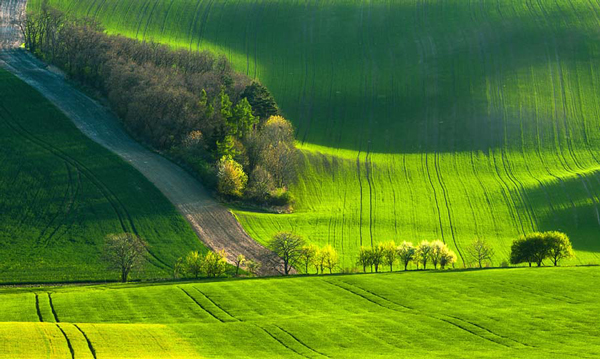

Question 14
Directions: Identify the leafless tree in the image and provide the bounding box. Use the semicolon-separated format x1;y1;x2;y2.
467;238;495;268
103;233;147;282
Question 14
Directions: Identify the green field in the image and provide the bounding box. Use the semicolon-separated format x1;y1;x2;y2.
29;0;600;268
1;266;599;358
0;68;206;283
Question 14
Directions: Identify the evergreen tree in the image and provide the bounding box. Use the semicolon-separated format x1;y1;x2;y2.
241;81;280;122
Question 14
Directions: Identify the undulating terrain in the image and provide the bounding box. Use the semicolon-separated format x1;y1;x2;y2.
1;267;599;358
0;67;206;282
32;0;600;268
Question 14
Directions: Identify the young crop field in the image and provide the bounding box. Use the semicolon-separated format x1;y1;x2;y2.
0;267;599;357
0;68;206;283
30;0;600;268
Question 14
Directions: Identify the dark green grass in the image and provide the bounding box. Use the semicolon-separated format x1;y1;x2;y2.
1;267;599;357
0;68;206;283
29;0;600;268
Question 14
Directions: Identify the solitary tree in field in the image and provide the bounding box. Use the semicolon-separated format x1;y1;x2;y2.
357;247;373;273
234;254;246;276
382;241;398;272
298;244;319;274
268;232;305;275
397;241;416;271
103;233;147;283
544;231;574;266
467;238;495;268
416;241;432;270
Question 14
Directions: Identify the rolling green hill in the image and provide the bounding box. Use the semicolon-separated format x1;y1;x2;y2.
31;0;600;268
0;68;206;283
1;267;599;357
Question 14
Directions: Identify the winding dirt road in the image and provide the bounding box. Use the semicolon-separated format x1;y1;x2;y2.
0;0;282;275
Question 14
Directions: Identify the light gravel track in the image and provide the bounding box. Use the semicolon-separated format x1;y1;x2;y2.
0;0;282;275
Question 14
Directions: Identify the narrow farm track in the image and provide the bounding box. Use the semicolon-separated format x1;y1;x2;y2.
0;0;282;275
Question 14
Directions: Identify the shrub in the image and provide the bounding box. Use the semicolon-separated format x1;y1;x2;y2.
217;156;247;197
510;231;573;267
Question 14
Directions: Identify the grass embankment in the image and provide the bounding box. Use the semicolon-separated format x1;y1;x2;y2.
31;0;600;268
1;267;599;358
0;68;206;282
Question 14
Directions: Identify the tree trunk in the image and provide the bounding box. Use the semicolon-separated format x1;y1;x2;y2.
390;264;393;272
404;263;408;271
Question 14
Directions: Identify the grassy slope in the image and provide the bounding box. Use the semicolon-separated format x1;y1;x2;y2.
1;267;599;358
0;68;206;283
34;0;600;268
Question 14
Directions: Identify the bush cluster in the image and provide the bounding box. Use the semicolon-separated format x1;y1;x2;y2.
18;5;299;208
510;231;573;267
174;250;228;279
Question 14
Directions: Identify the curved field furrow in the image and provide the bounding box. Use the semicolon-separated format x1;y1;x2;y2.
26;0;600;267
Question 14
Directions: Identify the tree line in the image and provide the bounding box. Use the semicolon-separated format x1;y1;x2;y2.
103;230;575;282
17;4;299;208
264;231;575;275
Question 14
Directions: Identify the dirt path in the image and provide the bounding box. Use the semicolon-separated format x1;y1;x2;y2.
0;0;282;276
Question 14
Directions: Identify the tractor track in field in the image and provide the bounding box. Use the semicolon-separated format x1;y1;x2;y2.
256;325;311;359
48;292;60;322
476;9;532;237
85;0;100;18
141;0;160;40
56;324;75;359
91;0;109;20
493;23;538;233
330;280;529;349
0;104;167;264
133;0;152;39
193;287;239;322
34;293;43;322
74;324;97;359
116;0;137;34
179;287;224;323
0;0;284;276
356;149;364;247
159;0;175;37
275;325;330;358
579;175;600;226
194;0;215;51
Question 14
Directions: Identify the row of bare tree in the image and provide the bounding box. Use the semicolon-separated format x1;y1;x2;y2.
17;3;299;207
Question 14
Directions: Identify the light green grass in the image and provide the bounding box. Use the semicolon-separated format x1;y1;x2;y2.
1;267;600;357
31;0;600;268
0;68;206;283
